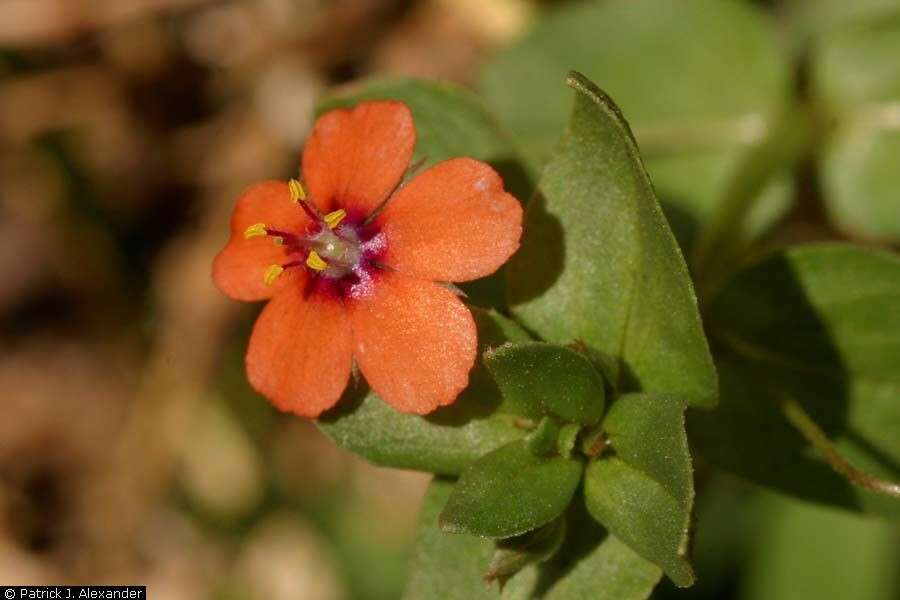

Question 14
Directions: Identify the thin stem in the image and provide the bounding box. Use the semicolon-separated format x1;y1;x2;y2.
691;104;815;300
579;426;607;459
298;198;322;222
780;395;900;499
264;228;303;245
362;155;430;227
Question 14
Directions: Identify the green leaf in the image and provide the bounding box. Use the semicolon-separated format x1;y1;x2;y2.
485;519;566;588
485;342;606;424
574;343;621;395
403;479;498;600
583;394;695;587
404;481;661;600
439;439;583;539
514;537;660;600
813;19;900;240
556;424;581;459
481;0;791;248
317;309;530;476
507;72;717;408
691;244;900;518
318;77;532;308
503;500;662;600
526;416;563;457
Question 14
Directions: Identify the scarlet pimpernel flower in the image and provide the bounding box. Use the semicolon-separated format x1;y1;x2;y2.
213;101;523;417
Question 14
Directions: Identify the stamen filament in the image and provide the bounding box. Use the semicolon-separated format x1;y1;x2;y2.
299;201;321;223
264;229;307;247
288;178;321;222
264;228;292;239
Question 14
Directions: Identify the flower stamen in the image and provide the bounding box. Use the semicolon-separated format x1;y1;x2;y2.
264;264;284;285
287;178;322;222
306;250;328;272
264;228;301;245
324;209;347;229
244;223;301;247
288;179;307;202
245;185;384;286
244;222;268;239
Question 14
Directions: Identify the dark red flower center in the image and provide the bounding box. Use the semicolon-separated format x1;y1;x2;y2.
246;182;386;299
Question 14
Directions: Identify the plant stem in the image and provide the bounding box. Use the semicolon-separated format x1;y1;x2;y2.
692;104;815;299
579;426;607;459
780;396;900;499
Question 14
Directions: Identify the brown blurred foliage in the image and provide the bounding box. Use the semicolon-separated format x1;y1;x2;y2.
0;0;531;597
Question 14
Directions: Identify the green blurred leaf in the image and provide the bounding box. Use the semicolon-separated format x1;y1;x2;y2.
485;342;606;424
319;77;532;308
821;126;900;241
439;439;583;538
743;491;900;600
814;19;900;240
583;394;694;587
691;244;900;518
317;309;529;475
319;77;527;179
507;72;717;408
481;0;791;248
785;0;900;41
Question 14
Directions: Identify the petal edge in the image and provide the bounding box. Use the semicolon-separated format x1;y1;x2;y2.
351;271;476;414
213;181;311;301
246;288;353;417
302;101;416;218
377;158;523;283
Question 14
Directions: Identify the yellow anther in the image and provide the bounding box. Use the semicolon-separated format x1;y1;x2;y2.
324;209;347;229
243;222;267;239
288;178;307;203
271;236;284;246
306;250;327;272
264;264;284;286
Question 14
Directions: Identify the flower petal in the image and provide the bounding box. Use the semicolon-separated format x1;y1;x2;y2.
350;271;476;414
213;181;311;301
246;287;353;418
302;101;415;217
376;158;523;282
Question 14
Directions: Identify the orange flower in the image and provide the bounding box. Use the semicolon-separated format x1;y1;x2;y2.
212;101;523;417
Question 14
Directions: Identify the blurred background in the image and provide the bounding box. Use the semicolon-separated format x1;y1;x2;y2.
0;1;897;599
